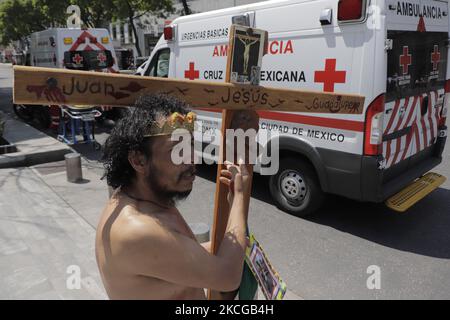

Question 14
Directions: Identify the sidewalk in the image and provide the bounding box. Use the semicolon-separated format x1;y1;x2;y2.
0;166;106;299
0;111;72;168
0;158;302;300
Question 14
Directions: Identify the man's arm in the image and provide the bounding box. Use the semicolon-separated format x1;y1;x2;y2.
200;236;240;300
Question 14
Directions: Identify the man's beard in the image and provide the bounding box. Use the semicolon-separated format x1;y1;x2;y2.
146;165;195;206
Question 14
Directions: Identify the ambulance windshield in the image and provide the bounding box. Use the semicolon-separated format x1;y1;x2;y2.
386;31;448;102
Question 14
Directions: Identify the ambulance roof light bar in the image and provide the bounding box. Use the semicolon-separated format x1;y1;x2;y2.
337;0;367;24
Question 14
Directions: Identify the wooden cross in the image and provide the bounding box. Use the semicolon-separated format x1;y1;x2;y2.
13;27;364;300
13;66;363;113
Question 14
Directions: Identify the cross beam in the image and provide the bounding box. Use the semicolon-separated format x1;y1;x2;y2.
13;66;364;114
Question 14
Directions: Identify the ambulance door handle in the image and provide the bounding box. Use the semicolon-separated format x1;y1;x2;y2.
386;108;393;114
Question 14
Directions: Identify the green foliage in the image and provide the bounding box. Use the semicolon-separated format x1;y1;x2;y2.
111;0;174;56
0;0;175;47
0;0;61;45
74;0;115;28
112;0;173;21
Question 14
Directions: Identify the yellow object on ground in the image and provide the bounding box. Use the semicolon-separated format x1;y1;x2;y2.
385;172;446;212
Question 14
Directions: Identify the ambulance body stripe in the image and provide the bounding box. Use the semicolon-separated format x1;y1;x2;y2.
399;96;420;162
384;100;402;135
383;99;402;165
197;108;365;132
389;96;413;166
385;96;412;167
389;97;411;166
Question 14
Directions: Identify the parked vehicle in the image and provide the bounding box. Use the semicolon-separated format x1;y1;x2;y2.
138;0;449;216
14;27;124;129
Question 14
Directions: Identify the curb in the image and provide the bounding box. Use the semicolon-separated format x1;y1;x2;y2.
0;112;73;168
0;148;72;169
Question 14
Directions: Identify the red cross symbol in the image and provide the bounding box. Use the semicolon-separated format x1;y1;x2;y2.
314;59;346;92
97;52;107;63
431;45;440;71
73;54;83;65
184;62;199;80
399;46;412;75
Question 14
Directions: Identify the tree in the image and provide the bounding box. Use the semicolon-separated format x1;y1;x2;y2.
112;0;174;57
0;0;67;46
180;0;191;15
0;0;176;55
70;0;115;28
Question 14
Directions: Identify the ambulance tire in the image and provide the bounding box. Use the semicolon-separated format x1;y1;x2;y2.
269;157;325;217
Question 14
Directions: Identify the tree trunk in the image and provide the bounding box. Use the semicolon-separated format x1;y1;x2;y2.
125;0;142;56
181;0;191;15
129;16;142;56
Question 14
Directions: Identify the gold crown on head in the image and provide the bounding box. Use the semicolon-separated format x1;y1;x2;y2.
144;111;197;137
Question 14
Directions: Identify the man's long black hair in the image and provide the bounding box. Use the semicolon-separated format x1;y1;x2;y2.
101;94;190;189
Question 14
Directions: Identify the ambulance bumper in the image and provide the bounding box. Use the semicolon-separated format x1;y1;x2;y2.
360;127;446;203
319;128;446;203
361;154;443;203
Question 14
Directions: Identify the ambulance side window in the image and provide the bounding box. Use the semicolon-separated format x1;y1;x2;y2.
145;48;170;78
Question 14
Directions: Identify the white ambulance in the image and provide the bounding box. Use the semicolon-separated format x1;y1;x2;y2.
29;28;118;72
138;0;449;216
23;28;119;128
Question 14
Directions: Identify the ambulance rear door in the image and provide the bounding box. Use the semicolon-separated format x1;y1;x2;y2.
58;28;119;73
384;0;448;178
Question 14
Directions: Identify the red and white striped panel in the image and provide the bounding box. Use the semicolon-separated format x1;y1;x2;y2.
382;89;443;168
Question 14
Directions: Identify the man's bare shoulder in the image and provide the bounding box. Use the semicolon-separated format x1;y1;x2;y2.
110;200;170;247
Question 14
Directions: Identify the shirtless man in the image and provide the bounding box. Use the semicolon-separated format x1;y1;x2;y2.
95;94;256;299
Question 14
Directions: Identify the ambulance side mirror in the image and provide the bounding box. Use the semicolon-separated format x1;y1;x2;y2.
232;14;251;27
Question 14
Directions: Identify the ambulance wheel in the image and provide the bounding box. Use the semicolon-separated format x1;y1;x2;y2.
269;157;324;217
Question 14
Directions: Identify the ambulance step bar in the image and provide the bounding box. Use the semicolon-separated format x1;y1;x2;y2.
385;172;446;212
